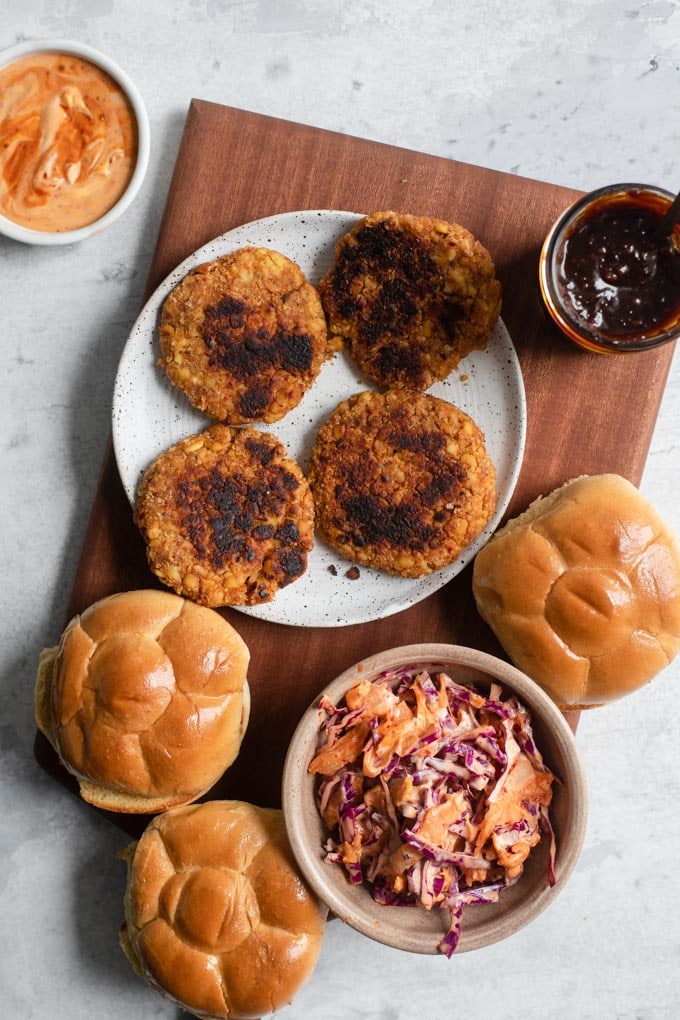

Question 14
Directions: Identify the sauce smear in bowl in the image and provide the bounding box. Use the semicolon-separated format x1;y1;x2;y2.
0;51;138;232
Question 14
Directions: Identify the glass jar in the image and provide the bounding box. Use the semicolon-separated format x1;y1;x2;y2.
539;183;680;353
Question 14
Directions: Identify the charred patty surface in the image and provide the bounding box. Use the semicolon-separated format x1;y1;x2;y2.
160;247;328;424
319;212;501;390
307;389;496;577
135;424;314;606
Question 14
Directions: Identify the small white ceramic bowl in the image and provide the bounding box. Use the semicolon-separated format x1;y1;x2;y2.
283;643;588;955
0;38;150;245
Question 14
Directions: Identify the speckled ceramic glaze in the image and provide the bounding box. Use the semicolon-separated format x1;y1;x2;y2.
282;644;588;955
112;211;526;627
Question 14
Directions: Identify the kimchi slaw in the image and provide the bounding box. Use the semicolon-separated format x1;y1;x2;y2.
309;667;556;956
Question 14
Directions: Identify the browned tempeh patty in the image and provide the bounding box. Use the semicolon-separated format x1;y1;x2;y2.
135;424;315;607
160;247;328;424
319;211;501;390
307;389;496;577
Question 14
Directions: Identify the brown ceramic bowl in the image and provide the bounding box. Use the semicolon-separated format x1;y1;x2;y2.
282;643;587;955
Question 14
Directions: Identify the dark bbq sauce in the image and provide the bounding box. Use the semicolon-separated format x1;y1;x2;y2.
556;191;680;342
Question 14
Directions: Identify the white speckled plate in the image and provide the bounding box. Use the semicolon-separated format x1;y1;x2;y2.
113;210;526;628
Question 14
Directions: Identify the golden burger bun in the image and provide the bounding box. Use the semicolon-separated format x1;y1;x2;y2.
472;474;680;709
35;590;250;812
119;800;327;1019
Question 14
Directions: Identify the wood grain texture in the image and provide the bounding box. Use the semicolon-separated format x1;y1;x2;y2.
35;100;675;835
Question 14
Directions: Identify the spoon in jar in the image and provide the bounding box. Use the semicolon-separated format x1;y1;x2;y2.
650;188;680;248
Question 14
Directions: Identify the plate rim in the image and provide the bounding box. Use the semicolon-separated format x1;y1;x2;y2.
112;208;527;628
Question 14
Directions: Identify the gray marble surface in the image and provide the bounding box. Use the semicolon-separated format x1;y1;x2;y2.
2;2;679;1017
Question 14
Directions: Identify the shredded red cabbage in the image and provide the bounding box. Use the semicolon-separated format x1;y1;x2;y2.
309;668;556;956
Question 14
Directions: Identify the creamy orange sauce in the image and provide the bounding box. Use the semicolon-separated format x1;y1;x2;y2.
0;52;138;231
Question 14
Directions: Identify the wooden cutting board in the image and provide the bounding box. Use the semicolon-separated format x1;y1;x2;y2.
34;99;676;836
